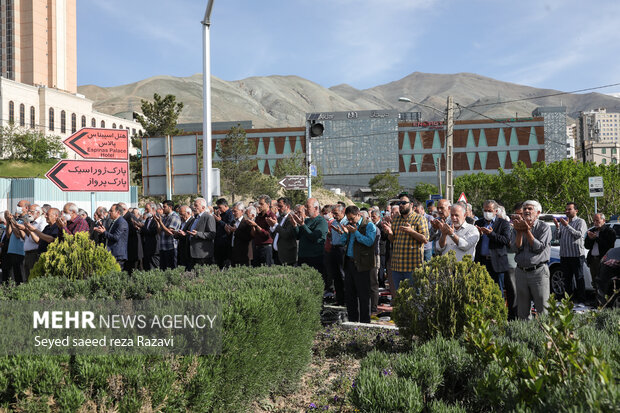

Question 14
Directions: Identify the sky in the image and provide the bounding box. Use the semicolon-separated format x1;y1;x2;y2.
77;0;620;94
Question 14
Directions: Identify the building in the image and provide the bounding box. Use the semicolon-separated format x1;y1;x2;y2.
0;0;143;158
0;0;76;93
580;141;619;166
210;106;568;194
575;108;620;164
567;123;577;159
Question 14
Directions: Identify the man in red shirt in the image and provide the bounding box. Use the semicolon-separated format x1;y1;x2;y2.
61;202;90;235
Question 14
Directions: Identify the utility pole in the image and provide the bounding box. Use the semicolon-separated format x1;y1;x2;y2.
436;158;442;196
445;96;454;203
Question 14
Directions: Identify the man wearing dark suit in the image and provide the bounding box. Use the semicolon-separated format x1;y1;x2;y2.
267;197;297;266
213;198;234;268
119;202;142;273
140;202;160;270
175;205;195;269
91;207;112;245
185;198;216;269
94;204;128;267
227;202;253;266
585;213;617;289
474;200;513;315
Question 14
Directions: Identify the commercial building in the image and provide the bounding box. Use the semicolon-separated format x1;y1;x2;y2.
574;108;620;165
211;106;568;194
0;0;143;159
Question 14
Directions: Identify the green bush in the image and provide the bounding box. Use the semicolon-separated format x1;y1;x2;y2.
29;232;121;281
352;303;620;412
0;265;323;412
393;251;506;342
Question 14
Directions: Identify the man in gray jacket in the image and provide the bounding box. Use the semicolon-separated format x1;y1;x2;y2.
511;200;551;319
554;202;588;304
185;198;216;268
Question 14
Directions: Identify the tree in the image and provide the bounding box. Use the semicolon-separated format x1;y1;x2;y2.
0;125;66;162
215;125;257;202
413;182;439;203
135;93;184;137
132;93;185;187
369;169;402;208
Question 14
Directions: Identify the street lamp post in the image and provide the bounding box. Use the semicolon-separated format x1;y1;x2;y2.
201;0;215;204
398;97;453;202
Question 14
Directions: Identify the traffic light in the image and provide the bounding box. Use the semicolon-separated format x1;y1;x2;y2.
310;121;324;137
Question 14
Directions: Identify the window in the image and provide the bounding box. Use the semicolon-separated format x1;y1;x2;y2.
100;120;105;128
119;124;123;129
602;159;607;165
60;110;66;133
112;123;116;129
91;118;96;127
602;148;606;154
8;101;14;124
81;115;86;128
612;148;617;155
613;158;617;164
19;103;25;126
71;113;76;133
132;128;136;136
30;106;35;128
49;108;55;131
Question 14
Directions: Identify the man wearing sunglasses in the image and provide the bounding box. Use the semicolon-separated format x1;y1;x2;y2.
382;194;429;293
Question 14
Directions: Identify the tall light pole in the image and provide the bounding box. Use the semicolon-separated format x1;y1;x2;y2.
398;97;451;200
201;0;215;204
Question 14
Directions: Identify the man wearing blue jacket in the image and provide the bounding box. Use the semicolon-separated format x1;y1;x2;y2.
340;205;377;323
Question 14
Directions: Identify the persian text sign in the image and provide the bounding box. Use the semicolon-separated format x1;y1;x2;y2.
63;128;128;160
46;160;130;192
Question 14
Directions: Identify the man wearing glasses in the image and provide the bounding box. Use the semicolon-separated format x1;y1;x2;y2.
382;193;429;293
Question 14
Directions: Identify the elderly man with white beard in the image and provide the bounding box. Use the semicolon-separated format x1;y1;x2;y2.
436;203;480;261
510;200;552;319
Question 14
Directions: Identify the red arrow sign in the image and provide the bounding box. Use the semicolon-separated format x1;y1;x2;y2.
63;128;129;160
46;160;130;192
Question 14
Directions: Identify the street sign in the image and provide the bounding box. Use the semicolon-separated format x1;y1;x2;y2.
589;176;604;197
46;160;129;192
430;194;442;201
63;128;129;160
278;175;308;190
310;164;318;177
457;192;468;203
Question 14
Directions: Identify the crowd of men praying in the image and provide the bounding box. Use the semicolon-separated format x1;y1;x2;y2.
0;194;617;322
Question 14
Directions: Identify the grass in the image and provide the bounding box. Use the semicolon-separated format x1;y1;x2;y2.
0;159;59;178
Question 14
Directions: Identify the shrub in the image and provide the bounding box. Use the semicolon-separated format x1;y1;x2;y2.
352;303;619;412
393;251;506;342
465;297;619;411
29;232;120;281
0;265;323;412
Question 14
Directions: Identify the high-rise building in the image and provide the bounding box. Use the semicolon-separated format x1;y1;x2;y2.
0;0;76;93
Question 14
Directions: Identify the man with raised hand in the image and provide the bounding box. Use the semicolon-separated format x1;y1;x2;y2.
511;200;552;319
554;202;588;304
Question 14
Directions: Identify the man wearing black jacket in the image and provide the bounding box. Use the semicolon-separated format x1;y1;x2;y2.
585;213;616;288
475;200;513;315
213;198;234;268
140;203;159;270
119;202;142;273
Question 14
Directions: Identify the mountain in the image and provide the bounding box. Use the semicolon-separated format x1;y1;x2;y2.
78;72;620;128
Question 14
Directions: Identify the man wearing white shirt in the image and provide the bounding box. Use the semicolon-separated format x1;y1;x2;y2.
23;204;47;278
266;197;297;266
436;204;480;261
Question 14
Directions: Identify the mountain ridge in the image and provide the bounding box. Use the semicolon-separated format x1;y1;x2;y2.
77;72;620;128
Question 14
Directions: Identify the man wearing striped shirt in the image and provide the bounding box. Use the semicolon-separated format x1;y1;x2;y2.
554;202;588;304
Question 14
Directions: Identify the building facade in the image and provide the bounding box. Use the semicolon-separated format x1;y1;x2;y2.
210;106;568;194
0;0;76;93
575;108;620;164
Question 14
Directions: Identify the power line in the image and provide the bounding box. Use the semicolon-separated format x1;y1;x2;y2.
464;82;620;109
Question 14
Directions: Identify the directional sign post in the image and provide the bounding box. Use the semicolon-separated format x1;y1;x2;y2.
589;176;604;214
278;175;308;190
63;128;128;160
46;160;129;192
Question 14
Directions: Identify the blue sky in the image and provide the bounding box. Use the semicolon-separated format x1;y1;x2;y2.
77;0;620;94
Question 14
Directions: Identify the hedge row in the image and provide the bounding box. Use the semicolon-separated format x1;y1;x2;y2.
0;265;323;412
351;303;620;412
